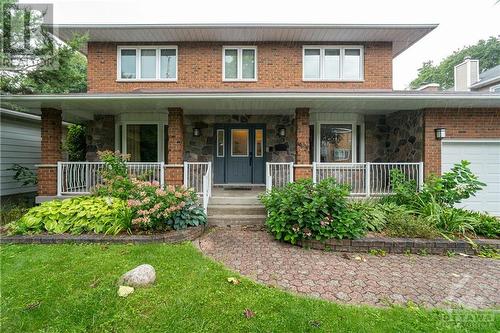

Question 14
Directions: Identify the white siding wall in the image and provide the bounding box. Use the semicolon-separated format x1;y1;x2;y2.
0;115;41;196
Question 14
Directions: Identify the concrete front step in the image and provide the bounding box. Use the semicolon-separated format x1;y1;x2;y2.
209;196;262;205
207;215;267;227
208;204;266;216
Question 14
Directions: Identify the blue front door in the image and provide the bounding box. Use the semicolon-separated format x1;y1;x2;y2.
214;124;265;184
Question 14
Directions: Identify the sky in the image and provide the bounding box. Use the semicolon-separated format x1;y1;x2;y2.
21;0;500;89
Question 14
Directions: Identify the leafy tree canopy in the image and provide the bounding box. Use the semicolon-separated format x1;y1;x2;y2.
1;0;87;94
409;36;500;89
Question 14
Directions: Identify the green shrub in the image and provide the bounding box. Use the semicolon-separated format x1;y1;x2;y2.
348;199;386;232
382;160;498;239
468;212;500;238
260;178;365;244
8;196;131;235
379;203;440;238
63;124;86;161
386;160;485;208
1;204;31;226
422;161;485;207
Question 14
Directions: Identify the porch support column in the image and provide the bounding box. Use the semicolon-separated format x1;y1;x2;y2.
38;108;62;197
294;108;312;180
166;107;184;186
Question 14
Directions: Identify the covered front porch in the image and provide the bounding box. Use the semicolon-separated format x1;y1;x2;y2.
5;90;486;203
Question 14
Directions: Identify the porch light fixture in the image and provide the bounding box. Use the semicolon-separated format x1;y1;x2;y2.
434;128;446;140
193;128;201;137
278;127;286;138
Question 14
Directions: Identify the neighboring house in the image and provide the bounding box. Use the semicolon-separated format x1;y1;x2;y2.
0;108;68;198
1;23;499;215
454;57;500;92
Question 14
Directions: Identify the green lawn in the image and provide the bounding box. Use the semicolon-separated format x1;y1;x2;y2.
1;243;498;332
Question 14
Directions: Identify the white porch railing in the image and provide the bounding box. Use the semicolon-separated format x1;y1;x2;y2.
313;162;424;196
57;161;164;196
266;162;294;191
184;162;212;213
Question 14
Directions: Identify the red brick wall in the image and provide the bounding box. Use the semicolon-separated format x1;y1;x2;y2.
294;108;312;179
87;42;392;92
423;108;500;176
39;108;62;196
166;108;184;185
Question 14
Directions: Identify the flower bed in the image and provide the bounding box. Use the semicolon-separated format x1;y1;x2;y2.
260;160;499;256
6;151;207;236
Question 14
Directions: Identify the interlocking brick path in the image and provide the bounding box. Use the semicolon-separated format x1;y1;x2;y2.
199;228;500;309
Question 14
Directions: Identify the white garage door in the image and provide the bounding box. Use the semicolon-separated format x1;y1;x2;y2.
441;140;500;216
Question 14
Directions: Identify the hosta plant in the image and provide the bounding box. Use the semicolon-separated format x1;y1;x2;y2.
9;196;131;235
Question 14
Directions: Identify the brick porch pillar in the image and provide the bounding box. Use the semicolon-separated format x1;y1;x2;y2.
294;108;312;180
166;107;184;186
38;108;62;197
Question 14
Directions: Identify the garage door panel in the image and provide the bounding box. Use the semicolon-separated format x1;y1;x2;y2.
441;141;500;216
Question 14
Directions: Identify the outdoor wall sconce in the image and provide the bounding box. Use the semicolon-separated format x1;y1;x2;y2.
277;127;286;138
193;128;201;137
434;127;446;140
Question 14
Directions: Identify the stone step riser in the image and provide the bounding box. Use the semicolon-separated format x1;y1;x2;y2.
209;197;262;205
208;205;266;216
207;215;266;227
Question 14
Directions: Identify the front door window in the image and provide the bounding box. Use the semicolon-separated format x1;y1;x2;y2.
320;124;353;162
126;124;158;162
231;129;249;156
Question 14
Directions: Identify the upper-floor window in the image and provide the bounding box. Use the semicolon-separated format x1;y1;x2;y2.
223;46;257;81
117;46;177;81
303;46;364;81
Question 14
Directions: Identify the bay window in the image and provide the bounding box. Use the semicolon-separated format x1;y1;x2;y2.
117;46;177;81
303;46;364;81
223;46;257;81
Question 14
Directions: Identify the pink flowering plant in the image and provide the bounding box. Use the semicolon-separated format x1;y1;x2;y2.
94;150;206;231
95;150;134;200
127;180;205;230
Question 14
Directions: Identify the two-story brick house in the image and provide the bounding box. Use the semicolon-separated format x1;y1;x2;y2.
2;24;499;216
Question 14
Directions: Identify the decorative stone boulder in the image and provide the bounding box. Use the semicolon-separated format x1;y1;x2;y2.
119;264;156;287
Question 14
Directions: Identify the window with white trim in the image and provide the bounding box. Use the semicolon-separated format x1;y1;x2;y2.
117;46;177;81
303;46;364;81
223;47;257;81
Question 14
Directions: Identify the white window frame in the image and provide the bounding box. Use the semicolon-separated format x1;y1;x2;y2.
230;129;250;157
490;84;500;93
216;129;225;157
115;121;167;162
314;121;365;163
302;45;364;82
117;45;178;82
255;129;263;157
222;46;258;82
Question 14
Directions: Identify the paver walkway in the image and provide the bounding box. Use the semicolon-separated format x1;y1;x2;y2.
199;228;500;309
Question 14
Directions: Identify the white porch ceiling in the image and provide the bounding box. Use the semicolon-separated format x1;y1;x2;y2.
50;23;438;57
2;91;499;123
